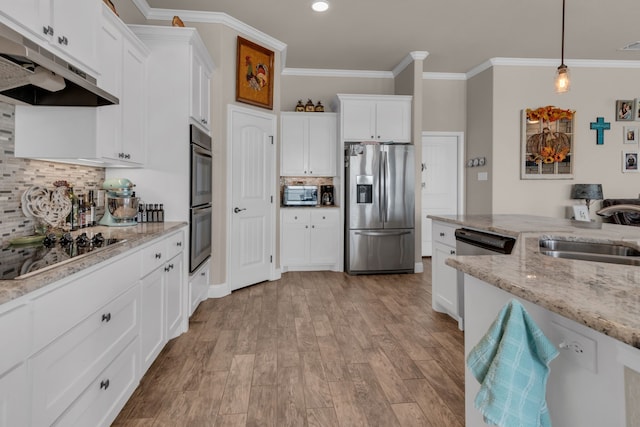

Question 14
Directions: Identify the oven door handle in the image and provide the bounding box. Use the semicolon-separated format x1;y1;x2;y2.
192;205;213;216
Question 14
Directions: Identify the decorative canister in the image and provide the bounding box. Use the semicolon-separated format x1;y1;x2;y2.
295;100;305;112
305;99;315;112
315;101;324;112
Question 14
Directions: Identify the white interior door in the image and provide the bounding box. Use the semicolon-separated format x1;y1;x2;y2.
229;106;275;291
421;133;463;256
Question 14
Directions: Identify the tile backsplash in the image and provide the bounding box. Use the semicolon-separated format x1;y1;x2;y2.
0;102;106;247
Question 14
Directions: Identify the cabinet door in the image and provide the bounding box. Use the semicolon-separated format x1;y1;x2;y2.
120;38;146;164
375;99;411;142
0;0;44;39
280;210;310;267
50;0;98;70
190;53;211;131
0;364;28;427
140;268;165;374
342;100;375;141
280;114;308;176
307;114;336;176
165;255;183;340
200;67;212;130
309;210;339;265
432;240;460;322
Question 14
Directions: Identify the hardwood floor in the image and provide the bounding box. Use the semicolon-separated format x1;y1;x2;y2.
113;259;465;427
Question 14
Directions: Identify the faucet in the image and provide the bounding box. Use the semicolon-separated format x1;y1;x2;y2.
596;204;640;217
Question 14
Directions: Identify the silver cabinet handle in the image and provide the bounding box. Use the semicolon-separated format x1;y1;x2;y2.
450;250;456;255
234;207;246;213
58;35;68;45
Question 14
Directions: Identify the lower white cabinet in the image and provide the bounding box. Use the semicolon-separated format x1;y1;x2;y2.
189;258;210;316
281;208;340;271
0;226;187;427
0;363;28;427
431;221;463;329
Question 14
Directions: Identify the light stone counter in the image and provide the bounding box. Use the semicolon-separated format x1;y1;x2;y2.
0;222;187;305
430;214;640;348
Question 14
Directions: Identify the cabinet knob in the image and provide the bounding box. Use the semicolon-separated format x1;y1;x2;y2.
100;379;110;390
101;313;111;322
124;153;131;159
305;225;308;228
155;253;162;259
169;263;174;270
176;242;182;247
439;232;445;237
311;225;315;228
165;266;171;272
201;272;206;276
294;216;297;219
450;250;456;255
322;216;326;219
58;35;68;46
42;25;54;35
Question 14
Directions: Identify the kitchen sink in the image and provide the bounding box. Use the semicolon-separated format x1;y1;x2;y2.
539;238;640;266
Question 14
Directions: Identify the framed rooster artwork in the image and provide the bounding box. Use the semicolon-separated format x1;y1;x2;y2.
236;37;274;110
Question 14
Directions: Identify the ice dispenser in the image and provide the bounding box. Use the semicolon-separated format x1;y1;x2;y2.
356;175;373;204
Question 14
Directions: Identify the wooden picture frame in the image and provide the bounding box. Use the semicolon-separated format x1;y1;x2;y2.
236;37;274;110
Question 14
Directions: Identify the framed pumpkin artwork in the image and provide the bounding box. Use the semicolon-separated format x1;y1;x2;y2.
521;106;575;179
236;37;274;110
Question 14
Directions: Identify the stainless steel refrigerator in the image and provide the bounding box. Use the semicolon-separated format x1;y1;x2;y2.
345;143;415;274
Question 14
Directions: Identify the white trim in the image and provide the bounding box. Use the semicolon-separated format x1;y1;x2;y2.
423;72;467;81
421;131;466;216
392;51;429;77
207;283;230;299
226;104;278;292
282;68;394;79
414;261;424;274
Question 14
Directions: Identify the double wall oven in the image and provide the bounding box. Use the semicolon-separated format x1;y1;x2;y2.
190;125;213;273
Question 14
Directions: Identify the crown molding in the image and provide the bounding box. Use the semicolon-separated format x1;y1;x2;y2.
129;0;287;68
282;68;394;79
392;51;429;77
423;72;466;80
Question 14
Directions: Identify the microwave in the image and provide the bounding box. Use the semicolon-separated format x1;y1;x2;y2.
283;185;318;206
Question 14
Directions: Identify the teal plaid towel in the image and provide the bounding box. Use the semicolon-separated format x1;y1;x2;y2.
467;300;559;427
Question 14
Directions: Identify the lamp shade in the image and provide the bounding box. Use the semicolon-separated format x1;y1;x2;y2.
571;184;603;201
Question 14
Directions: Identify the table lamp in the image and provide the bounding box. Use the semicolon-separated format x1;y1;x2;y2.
571;184;603;213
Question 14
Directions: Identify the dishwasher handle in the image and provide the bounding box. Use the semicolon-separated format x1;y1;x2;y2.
454;228;516;254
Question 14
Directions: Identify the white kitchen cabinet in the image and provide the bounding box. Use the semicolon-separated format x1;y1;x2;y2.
13;5;149;167
281;208;340;271
431;221;463;329
338;94;412;143
191;49;212;132
140;267;165;373
0;363;28;427
281;112;337;176
0;0;99;72
189;258;210;316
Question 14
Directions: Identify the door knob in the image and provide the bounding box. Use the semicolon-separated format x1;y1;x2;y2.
234;207;246;213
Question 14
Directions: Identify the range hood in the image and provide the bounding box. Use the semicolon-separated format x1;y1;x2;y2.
0;23;118;107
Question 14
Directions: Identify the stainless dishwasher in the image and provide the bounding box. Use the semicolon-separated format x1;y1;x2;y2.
454;228;516;255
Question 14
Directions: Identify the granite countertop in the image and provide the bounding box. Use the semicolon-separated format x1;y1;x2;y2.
430;214;640;348
0;222;187;306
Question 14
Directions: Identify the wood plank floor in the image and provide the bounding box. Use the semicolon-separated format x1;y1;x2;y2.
113;259;465;427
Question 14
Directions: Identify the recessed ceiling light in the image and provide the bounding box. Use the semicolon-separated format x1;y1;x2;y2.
311;0;329;12
621;41;640;51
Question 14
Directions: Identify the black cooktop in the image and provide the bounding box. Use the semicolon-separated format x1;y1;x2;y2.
1;232;123;280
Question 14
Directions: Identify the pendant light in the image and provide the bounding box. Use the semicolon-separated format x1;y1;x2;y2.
555;0;570;93
311;0;329;12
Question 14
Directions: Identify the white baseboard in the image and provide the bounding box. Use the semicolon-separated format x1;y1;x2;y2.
414;261;424;273
207;283;230;299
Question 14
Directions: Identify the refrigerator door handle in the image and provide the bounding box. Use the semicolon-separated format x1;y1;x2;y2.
378;154;384;222
354;230;412;237
383;151;390;222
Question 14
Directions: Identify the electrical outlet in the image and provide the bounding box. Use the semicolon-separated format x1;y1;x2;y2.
552;321;597;373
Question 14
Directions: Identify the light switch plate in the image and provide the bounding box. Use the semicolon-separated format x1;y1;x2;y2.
478;172;488;181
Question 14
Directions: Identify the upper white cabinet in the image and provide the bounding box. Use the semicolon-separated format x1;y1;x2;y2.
0;0;99;72
281;112;337;176
13;6;149;167
338;94;412;142
190;48;213;132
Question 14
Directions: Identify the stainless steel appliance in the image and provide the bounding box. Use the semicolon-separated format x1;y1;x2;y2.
99;178;139;227
454;228;516;255
345;143;415;274
282;185;318;206
189;125;212;273
0;23;118;106
321;185;334;206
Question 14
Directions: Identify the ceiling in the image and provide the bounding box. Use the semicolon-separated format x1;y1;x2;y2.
145;0;640;74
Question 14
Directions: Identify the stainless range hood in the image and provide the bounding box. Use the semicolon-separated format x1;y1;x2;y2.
0;23;118;107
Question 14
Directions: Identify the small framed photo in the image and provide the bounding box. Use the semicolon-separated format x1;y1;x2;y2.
624;126;638;144
634;98;640;121
623;150;639;173
616;100;634;121
572;205;590;222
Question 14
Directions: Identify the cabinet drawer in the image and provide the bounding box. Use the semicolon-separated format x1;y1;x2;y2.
282;209;310;224
432;222;457;247
141;239;166;277
165;230;185;260
53;338;138;427
311;209;339;225
31;286;139;427
0;303;29;376
32;251;140;351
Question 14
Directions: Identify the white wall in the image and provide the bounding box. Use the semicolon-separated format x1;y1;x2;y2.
492;65;640;219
